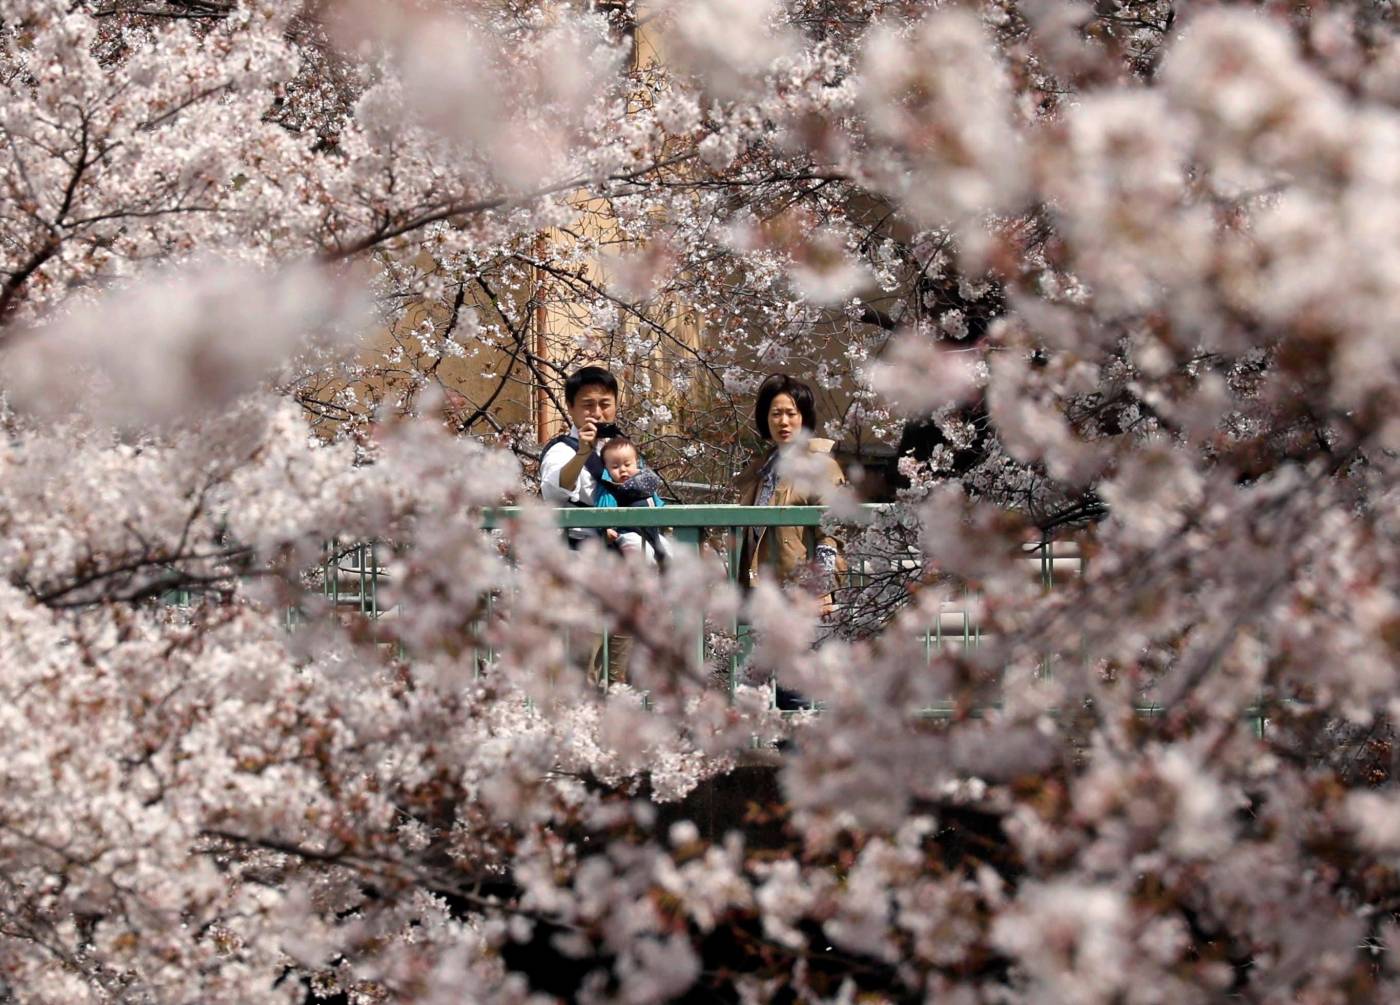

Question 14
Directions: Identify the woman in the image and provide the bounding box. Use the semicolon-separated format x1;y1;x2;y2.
734;374;847;594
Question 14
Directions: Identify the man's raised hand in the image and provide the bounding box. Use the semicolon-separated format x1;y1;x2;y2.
577;417;598;453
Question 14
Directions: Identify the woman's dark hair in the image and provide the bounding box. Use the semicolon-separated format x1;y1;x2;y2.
755;374;817;441
565;366;619;405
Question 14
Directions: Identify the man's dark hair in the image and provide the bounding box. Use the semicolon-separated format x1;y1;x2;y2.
565;366;619;405
755;373;817;441
600;436;638;463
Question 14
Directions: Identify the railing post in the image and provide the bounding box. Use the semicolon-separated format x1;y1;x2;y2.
729;525;742;700
1038;532;1053;679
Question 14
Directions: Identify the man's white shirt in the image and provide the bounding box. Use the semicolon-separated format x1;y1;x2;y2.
540;425;599;506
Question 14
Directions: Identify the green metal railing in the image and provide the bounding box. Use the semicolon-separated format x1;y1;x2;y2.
313;506;1078;702
172;506;1269;734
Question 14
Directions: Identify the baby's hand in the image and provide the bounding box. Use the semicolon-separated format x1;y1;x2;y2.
606;529;619;542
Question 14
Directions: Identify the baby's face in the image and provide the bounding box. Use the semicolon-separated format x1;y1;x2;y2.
605;445;639;483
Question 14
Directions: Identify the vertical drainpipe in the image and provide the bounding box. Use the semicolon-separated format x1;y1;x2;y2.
534;233;550;442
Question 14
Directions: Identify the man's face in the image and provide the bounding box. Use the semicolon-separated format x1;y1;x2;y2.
604;444;639;483
568;383;617;430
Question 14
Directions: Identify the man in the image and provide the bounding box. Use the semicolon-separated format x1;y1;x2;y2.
539;366;619;546
538;366;630;684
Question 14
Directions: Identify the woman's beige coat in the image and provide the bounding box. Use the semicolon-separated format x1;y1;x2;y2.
734;438;847;587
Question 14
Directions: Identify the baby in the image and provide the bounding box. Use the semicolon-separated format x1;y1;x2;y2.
593;436;670;563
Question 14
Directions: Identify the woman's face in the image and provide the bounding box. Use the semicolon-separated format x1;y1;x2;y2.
767;393;804;444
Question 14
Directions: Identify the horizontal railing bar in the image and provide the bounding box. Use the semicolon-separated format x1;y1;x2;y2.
908;704;1268;722
484;503;891;530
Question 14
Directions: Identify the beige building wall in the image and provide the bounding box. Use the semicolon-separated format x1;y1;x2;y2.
299;272;537;440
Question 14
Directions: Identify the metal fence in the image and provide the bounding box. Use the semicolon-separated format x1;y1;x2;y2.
310;506;1079;698
184;507;1269;734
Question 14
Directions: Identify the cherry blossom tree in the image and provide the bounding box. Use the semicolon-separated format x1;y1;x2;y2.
3;0;1400;1002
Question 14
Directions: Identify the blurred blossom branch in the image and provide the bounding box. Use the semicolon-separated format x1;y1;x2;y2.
0;0;1399;1002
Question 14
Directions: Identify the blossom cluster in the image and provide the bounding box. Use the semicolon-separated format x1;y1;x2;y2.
1;1;1399;1002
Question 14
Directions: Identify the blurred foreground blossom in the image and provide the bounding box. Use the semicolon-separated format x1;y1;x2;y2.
861;332;979;416
1;1;1400;1002
329;0;625;186
2;262;367;428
